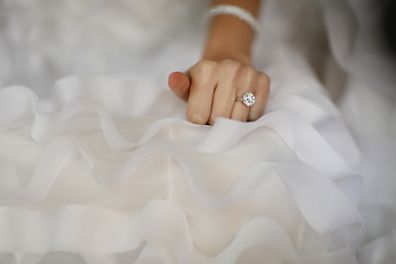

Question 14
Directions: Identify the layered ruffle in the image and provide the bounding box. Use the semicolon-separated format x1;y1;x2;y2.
0;68;362;263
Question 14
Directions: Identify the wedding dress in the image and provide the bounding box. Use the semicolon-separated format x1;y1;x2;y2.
0;0;393;263
321;1;396;263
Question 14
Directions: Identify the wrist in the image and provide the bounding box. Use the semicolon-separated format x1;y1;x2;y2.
201;11;255;65
202;49;251;65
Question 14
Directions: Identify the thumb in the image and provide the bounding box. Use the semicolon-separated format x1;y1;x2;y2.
168;71;191;101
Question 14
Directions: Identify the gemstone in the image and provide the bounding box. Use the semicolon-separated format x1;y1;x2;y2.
242;92;255;106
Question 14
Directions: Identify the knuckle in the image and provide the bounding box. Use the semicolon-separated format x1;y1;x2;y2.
189;61;218;87
187;110;206;125
258;72;271;85
239;65;256;78
192;76;213;89
257;73;271;94
190;60;217;76
220;60;241;71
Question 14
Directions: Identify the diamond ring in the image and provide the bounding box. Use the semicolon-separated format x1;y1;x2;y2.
235;92;255;107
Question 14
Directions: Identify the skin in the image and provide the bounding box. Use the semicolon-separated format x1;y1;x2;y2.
168;0;270;125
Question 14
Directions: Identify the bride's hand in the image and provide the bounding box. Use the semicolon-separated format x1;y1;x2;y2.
168;59;270;125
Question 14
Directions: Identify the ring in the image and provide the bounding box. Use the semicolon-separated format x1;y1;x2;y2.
235;92;255;107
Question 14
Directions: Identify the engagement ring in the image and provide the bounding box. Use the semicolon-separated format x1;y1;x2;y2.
235;92;255;107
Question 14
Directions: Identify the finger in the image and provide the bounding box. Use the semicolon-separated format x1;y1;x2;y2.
168;71;191;101
186;62;218;125
230;66;255;122
208;64;239;125
187;78;216;125
248;72;270;121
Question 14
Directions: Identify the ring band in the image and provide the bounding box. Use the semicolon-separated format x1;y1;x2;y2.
235;92;255;107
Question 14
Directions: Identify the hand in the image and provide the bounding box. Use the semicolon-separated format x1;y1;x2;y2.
168;59;270;125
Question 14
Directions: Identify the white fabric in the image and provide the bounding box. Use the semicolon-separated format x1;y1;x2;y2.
321;0;396;263
0;0;394;263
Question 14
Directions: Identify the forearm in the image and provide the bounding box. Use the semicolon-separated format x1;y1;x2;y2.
202;0;262;64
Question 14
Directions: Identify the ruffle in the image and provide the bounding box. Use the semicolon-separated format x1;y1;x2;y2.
0;74;362;263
